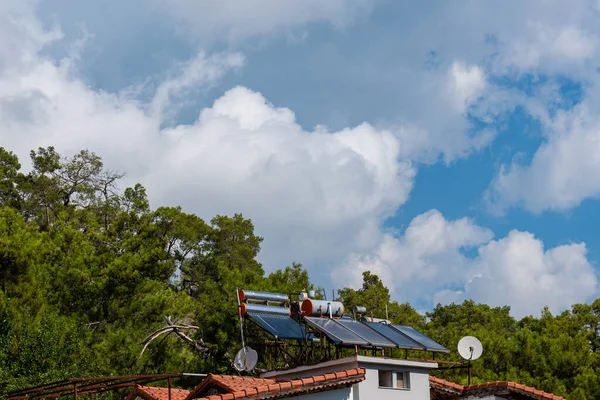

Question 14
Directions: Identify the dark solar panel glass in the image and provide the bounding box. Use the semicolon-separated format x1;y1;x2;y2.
305;317;369;346
392;325;449;352
247;312;310;340
364;322;425;350
336;319;397;348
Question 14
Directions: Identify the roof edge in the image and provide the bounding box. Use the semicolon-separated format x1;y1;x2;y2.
429;376;566;400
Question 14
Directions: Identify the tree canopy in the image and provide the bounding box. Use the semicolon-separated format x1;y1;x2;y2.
0;146;598;400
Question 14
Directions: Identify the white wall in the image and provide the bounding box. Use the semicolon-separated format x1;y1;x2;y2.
297;387;353;400
260;355;436;400
355;364;430;400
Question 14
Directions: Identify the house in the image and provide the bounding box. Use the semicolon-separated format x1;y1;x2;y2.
4;291;568;400
123;355;436;400
122;357;565;400
260;355;437;400
126;368;365;400
429;376;566;400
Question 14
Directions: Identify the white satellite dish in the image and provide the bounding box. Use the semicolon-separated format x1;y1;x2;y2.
458;336;483;361
233;347;258;372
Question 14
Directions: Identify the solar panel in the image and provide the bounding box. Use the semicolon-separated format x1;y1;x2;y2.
391;325;449;353
304;317;369;346
364;322;426;350
336;319;397;348
247;312;310;340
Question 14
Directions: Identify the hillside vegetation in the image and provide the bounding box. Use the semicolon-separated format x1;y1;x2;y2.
0;146;598;399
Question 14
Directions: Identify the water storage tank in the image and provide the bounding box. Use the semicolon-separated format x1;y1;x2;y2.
301;299;345;317
238;290;289;304
353;306;367;315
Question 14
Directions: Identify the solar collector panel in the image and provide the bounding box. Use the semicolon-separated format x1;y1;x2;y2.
364;321;426;350
335;319;397;348
391;325;449;352
247;312;310;340
304;317;369;346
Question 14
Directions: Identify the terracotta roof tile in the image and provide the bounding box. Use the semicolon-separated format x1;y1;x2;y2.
189;368;365;400
128;367;366;400
429;376;566;400
186;374;276;399
131;385;191;400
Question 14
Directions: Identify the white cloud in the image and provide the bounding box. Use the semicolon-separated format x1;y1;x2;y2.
334;210;493;303
485;104;600;213
0;1;61;74
154;0;373;44
447;62;487;113
437;230;598;318
337;210;598;318
150;52;246;122
146;86;416;269
0;2;415;279
499;23;597;72
5;0;600;315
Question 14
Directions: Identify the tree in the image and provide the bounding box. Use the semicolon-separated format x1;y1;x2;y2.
0;147;23;209
2;144;600;399
337;271;391;319
266;262;315;294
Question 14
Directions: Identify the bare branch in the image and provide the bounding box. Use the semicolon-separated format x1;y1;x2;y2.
138;316;208;360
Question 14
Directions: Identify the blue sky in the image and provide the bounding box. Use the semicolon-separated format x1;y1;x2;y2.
3;0;600;318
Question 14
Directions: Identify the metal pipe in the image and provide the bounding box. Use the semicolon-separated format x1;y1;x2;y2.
236;288;246;353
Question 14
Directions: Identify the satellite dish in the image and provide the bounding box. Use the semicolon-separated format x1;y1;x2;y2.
233;347;258;372
245;348;258;370
458;336;483;361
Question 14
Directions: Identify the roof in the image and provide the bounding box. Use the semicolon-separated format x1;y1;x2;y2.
6;374;186;400
429;376;566;400
192;368;365;400
187;374;276;398
126;385;191;400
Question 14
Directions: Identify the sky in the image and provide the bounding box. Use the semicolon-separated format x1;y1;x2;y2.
2;0;600;319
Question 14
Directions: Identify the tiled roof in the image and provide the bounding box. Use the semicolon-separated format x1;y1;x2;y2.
429;375;464;396
190;368;366;400
187;374;276;398
126;385;191;400
429;376;566;400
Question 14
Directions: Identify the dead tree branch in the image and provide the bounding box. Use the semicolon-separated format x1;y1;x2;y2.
138;315;210;359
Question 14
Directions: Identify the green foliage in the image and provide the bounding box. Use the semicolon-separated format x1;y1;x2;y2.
337;271;424;327
0;146;317;394
266;262;314;294
1;145;600;399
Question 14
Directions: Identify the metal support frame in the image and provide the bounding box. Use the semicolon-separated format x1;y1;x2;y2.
7;374;190;400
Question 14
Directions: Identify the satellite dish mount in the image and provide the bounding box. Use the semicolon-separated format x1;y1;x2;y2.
457;336;483;385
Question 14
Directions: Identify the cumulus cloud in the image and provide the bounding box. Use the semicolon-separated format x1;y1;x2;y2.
337;210;598;318
145;86;416;270
0;2;415;278
485;104;600;213
437;230;598;318
5;0;600;315
334;210;493;305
